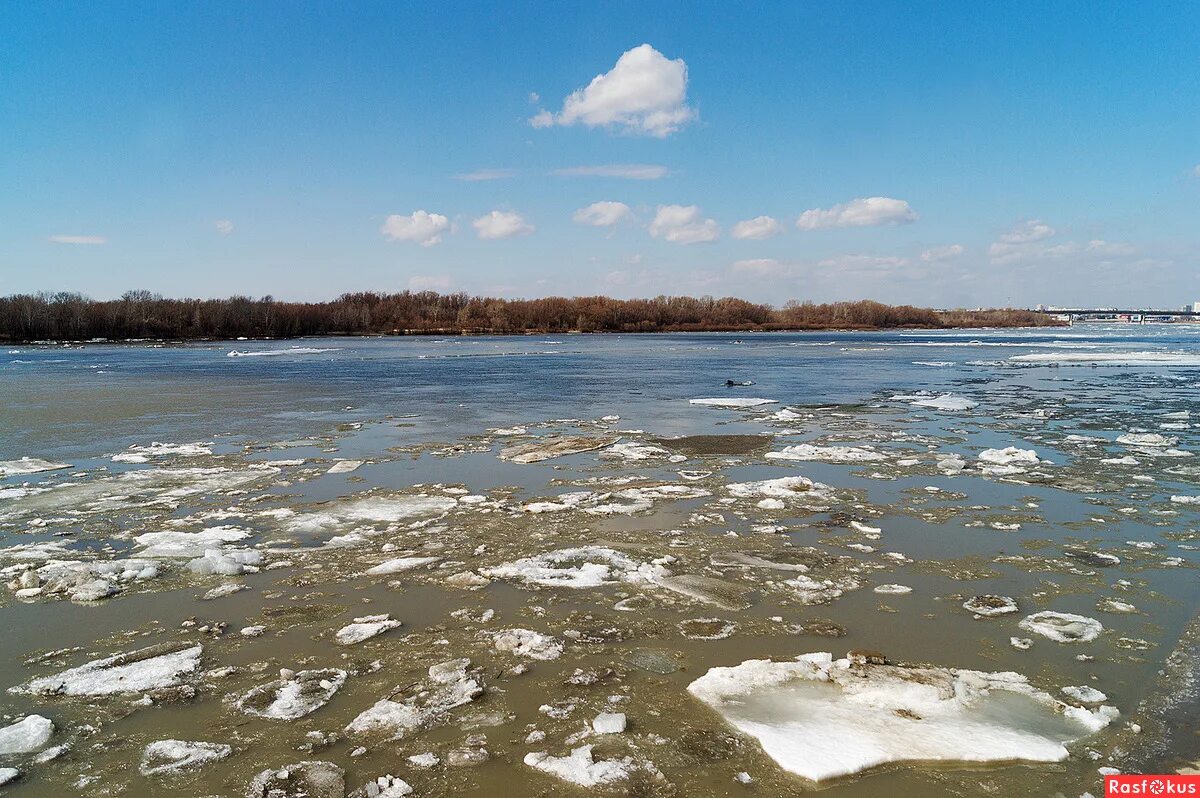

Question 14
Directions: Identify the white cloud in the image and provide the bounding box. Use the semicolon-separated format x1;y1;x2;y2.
998;219;1056;244
730;216;783;240
1191;164;1200;177
215;219;234;236
408;275;454;291
573;201;633;227
473;210;534;240
796;197;918;230
732;258;785;276
454;168;517;181
816;254;911;270
531;44;696;137
552;164;668;180
920;243;964;262
1085;239;1136;257
48;235;107;245
648;205;719;244
380;210;450;247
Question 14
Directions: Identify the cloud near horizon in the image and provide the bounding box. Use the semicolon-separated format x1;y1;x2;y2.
48;234;107;245
552;164;668;180
531;44;696;137
453;168;517;181
380;210;450;247
473;210;534;239
796;197;918;230
648;204;719;244
920;243;964;262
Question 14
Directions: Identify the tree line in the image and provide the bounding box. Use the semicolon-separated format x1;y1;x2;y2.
0;290;1060;342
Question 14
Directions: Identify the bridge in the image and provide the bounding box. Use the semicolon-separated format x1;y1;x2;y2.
1032;308;1200;323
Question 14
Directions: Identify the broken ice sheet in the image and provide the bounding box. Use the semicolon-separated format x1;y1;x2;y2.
10;642;202;697
687;652;1117;783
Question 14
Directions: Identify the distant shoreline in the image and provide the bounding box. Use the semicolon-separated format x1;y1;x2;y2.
0;291;1064;343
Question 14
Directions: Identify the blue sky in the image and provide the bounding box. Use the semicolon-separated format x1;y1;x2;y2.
2;1;1198;307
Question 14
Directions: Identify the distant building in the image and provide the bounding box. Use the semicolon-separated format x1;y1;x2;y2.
1193;301;1200;313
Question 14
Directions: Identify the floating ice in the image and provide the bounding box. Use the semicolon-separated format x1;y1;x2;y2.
236;668;347;720
325;459;364;474
353;774;413;797
286;494;457;533
11;642;202;697
766;444;887;463
246;761;344;798
592;712;627;734
978;447;1041;466
139;739;232;776
1062;686;1107;704
0;715;53;755
0;457;71;477
112;442;212;462
726;476;835;508
963;595;1019;617
0;768;17;787
187;547;262;576
227;347;341;357
523;744;641;787
909;394;978;412
1019;611;1103;643
602;441;674;462
346;659;482;739
493;629;564;660
873;584;912;595
1117;432;1178;448
364;556;441;576
499;435;621;463
687;652;1117;783
1010;351;1200;366
689;398;778;408
484;547;666;589
335;614;402;645
135;526;252;558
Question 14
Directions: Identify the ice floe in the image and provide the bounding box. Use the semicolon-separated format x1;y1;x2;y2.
963;595;1019;617
346;659;482;739
687;652;1118;782
0;715;53;755
335;614;402;645
906;394;978;412
139;739;232;775
1018;611;1104;643
484;547;666;589
499;435;620;463
689;398;778;408
524;744;653;787
0;457;71;477
11;642;202;697
492;629;564;660
112;442;212;462
236;668;347;720
364;556;441;576
765;444;888;463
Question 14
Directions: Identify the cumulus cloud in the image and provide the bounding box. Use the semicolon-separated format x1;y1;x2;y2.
796;197;918;230
473;210;534;240
531;44;696;137
552;164;668;180
409;275;454;291
731;216;783;240
988;219;1136;264
215;219;234;236
998;219;1056;244
573;201;633;227
380;210;450;247
454;168;517;181
648;204;719;244
48;235;107;245
920;243;964;262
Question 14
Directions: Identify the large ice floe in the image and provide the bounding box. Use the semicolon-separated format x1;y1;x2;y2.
0;457;71;477
334;614;402;645
0;715;54;755
1018;611;1104;643
346;659;482;739
765;444;888;463
284;494;458;534
902;394;978;412
236;668;347;720
687;652;1118;783
484;546;667;589
523;744;659;788
11;642;202;697
498;435;620;463
139;739;232;776
112;442;212;463
688;398;778;408
725;476;836;509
